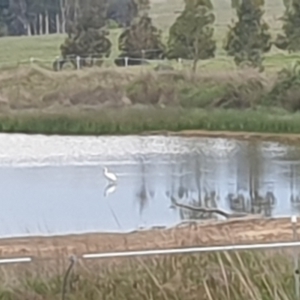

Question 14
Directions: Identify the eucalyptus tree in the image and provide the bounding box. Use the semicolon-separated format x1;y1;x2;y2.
224;0;272;71
167;0;216;72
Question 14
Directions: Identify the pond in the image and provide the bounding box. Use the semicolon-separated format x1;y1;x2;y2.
0;133;299;238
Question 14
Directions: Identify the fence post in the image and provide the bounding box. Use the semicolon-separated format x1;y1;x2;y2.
178;58;183;70
76;56;80;70
124;57;128;67
30;57;34;66
62;255;77;300
292;215;299;300
55;56;60;71
141;49;145;65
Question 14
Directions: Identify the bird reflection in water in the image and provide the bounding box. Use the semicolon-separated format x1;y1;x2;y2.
104;182;117;197
102;169;121;229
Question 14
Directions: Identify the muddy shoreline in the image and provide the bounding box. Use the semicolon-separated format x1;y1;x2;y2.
0;217;298;259
146;129;300;144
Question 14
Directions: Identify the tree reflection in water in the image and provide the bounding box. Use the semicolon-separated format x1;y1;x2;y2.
290;164;300;213
168;155;221;222
167;142;278;221
135;156;149;217
227;140;276;217
132;138;300;224
226;190;276;217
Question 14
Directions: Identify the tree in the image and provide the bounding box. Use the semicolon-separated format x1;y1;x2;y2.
275;0;300;52
224;0;272;71
107;0;137;27
0;5;11;36
115;3;165;66
167;0;216;72
59;0;111;69
25;0;60;35
134;0;150;13
5;0;29;35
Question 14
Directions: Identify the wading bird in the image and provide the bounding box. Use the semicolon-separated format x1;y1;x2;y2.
103;166;117;183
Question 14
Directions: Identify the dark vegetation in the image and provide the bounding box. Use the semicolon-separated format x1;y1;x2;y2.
55;0;300;70
167;0;216;71
115;13;165;66
224;0;272;71
275;0;300;52
59;0;112;69
0;0;139;36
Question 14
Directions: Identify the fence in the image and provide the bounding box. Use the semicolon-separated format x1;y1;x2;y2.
0;52;236;71
6;240;300;265
21;55;193;70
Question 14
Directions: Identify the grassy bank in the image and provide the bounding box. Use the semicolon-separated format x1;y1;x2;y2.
0;250;295;299
0;65;300;135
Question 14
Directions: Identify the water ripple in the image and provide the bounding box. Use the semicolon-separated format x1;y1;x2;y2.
0;133;245;167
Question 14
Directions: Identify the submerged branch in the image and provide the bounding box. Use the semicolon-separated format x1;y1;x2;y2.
172;199;249;219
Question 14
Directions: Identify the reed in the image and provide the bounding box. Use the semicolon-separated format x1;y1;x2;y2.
1;108;300;135
0;250;294;300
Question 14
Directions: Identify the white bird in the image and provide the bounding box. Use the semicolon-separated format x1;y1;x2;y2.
103;166;117;183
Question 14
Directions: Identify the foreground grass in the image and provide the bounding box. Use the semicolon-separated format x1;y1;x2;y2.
0;250;295;299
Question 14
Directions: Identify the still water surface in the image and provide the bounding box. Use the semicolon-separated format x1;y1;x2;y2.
1;133;300;238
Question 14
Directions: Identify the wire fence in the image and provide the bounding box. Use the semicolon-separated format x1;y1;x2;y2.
0;55;235;72
0;47;238;71
3;52;297;73
4;237;300;266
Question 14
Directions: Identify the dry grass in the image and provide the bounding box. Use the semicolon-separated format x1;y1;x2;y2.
0;247;296;299
0;65;270;110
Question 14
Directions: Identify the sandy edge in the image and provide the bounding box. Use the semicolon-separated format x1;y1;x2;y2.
0;217;299;259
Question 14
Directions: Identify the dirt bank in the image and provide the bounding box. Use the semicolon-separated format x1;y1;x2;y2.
0;217;298;259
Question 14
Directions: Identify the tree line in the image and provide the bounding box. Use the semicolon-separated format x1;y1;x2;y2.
0;0;138;36
1;0;299;71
